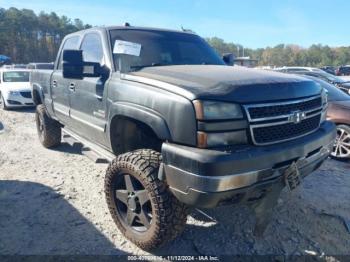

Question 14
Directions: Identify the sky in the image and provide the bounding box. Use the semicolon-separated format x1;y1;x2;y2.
1;0;349;49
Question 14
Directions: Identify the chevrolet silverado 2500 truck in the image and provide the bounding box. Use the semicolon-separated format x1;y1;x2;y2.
31;25;336;250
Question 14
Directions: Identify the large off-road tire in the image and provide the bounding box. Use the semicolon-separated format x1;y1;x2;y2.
35;104;61;148
331;125;350;161
1;94;8;110
105;149;188;250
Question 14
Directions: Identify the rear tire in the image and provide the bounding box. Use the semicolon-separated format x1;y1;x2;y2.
35;104;61;148
331;125;350;161
105;149;188;250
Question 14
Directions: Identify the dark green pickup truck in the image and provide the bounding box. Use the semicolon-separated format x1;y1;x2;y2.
31;25;336;250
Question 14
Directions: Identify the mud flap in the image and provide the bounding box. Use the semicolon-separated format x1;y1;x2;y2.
252;179;285;237
252;162;301;237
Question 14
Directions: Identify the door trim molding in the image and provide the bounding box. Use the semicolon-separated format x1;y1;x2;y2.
70;113;105;132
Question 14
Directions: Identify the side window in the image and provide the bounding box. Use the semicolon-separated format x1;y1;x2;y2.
80;33;104;64
58;36;80;70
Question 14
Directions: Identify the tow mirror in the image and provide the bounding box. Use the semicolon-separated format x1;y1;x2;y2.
222;53;234;66
63;50;83;79
62;49;101;79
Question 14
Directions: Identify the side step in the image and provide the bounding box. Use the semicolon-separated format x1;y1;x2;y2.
62;128;115;164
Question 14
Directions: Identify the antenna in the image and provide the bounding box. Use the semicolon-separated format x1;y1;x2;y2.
181;26;195;33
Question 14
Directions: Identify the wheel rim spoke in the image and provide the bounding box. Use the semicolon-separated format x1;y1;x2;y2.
335;144;340;156
115;173;153;232
137;209;151;228
124;175;134;192
342;134;350;142
333;128;350;157
341;141;350;147
340;145;350;155
126;209;136;226
136;189;149;206
115;189;128;205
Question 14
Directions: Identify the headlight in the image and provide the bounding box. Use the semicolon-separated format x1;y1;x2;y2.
193;100;243;120
9;91;21;96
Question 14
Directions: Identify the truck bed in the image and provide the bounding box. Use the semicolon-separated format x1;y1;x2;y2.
30;69;54;105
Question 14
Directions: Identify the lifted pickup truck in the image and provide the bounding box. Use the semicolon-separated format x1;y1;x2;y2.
31;25;336;250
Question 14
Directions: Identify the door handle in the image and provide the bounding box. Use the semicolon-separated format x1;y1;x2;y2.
69;83;76;92
52;80;57;88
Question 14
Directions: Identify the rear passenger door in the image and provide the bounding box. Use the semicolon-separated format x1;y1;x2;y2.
69;32;109;146
51;36;80;125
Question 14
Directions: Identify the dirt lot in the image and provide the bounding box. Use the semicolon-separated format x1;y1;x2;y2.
0;108;349;256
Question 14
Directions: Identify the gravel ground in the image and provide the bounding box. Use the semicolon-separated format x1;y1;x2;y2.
0;108;349;256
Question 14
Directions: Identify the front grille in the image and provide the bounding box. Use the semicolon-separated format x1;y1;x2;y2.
252;114;321;144
248;97;322;120
20;91;32;98
244;96;323;145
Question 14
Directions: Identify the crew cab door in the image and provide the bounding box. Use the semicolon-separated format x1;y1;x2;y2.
68;32;109;145
51;36;80;124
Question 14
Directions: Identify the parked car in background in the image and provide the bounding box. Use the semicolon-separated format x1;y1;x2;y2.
274;66;324;73
0;55;11;66
320;66;336;75
12;64;27;69
0;69;34;109
303;76;350;160
1;65;13;69
26;63;54;70
290;70;350;95
336;66;350;76
1;64;27;69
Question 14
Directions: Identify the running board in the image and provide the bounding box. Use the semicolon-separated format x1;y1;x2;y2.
62;128;115;163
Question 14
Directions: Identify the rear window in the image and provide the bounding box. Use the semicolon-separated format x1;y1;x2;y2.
3;71;30;82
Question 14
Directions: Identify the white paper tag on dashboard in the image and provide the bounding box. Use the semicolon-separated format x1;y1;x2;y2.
113;40;141;56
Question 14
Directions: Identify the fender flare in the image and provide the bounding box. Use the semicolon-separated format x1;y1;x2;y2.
108;102;171;140
31;83;45;105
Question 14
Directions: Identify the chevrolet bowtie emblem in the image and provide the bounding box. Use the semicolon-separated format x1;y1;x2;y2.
289;111;306;124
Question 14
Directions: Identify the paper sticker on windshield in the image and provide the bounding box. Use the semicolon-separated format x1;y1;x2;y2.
113;40;141;56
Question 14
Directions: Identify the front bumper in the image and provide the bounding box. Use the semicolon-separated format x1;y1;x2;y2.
161;121;336;208
3;91;34;108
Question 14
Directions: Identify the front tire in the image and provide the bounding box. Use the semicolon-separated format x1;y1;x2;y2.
1;94;8;110
331;125;350;160
35;104;61;148
105;149;188;250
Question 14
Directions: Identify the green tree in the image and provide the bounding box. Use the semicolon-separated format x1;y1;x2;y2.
0;7;91;63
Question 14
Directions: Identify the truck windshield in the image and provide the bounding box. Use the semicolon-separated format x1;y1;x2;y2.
3;71;30;82
109;29;225;72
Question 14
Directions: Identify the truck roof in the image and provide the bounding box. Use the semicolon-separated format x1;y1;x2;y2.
70;25;196;36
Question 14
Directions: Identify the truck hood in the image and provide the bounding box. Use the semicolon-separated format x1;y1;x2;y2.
0;82;31;92
126;65;321;103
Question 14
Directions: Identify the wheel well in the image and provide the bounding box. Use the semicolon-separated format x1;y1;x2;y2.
32;89;42;105
110;116;163;155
